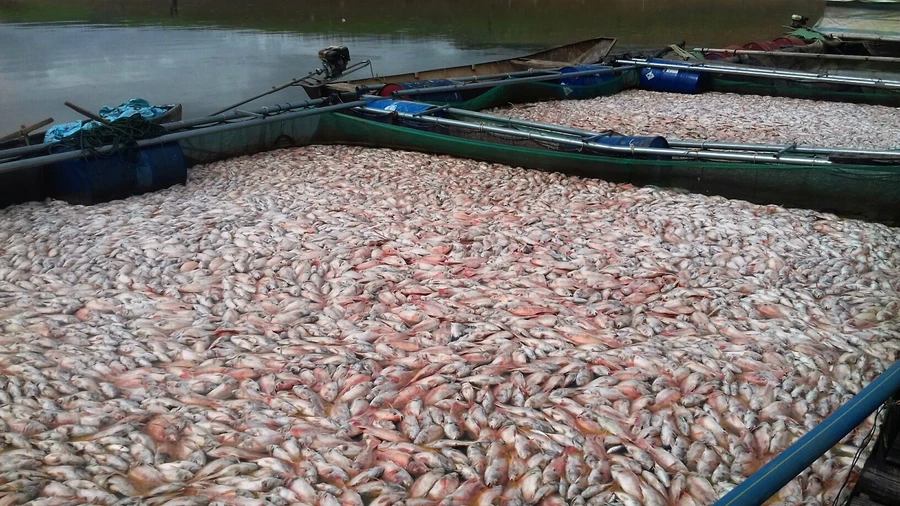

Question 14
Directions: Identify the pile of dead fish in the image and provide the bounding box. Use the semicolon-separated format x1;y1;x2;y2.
492;90;900;150
0;144;898;506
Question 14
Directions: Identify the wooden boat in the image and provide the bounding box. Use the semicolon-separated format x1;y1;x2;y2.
302;37;639;110
311;100;900;225
810;0;900;57
0;104;183;151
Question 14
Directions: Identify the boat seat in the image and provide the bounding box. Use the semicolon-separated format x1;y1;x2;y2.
510;59;574;70
326;83;358;93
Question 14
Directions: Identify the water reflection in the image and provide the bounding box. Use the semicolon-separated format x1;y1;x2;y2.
0;23;543;132
0;0;823;133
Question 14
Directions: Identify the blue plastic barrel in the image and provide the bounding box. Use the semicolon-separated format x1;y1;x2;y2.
556;65;615;86
639;59;706;94
379;79;463;103
48;142;186;205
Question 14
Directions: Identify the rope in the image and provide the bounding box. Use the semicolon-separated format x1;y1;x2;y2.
50;115;168;162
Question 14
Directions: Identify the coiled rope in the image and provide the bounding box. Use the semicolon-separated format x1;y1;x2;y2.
49;115;169;162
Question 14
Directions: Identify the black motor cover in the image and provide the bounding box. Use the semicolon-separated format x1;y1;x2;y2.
318;46;351;78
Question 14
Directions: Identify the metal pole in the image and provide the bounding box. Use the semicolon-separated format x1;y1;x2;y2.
206;60;371;116
354;68;564;94
694;47;900;64
667;139;900;158
623;58;900;87
445;107;900;159
617;58;900;90
356;105;832;166
0;98;333;162
0;100;369;175
713;360;900;506
387;66;639;98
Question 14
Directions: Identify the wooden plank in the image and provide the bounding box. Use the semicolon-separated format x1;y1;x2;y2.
855;462;900;505
510;58;574;70
326;83;357;93
849;492;888;506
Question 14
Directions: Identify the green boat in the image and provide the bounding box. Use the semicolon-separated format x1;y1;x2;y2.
301;37;639;111
310;100;900;225
4;87;899;226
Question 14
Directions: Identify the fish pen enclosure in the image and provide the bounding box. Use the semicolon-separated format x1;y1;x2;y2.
313;110;900;225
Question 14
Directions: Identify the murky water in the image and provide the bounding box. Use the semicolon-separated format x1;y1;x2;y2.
0;0;822;134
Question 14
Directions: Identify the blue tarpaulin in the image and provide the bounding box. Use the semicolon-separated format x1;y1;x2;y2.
43;98;168;143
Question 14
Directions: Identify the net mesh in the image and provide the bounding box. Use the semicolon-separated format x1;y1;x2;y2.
314;111;900;225
710;77;900;107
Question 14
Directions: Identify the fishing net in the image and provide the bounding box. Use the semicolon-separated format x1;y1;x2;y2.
313;111;900;225
176;112;321;166
710;77;900;107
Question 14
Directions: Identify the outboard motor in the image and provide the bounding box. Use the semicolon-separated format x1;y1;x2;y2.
790;14;809;29
318;46;351;79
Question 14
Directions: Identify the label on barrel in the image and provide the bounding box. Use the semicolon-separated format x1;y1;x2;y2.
644;70;655;80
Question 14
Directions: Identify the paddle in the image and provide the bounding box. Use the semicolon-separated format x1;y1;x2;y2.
65;101;112;125
0;118;54;144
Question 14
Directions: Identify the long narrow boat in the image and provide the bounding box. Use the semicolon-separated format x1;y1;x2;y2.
311;99;900;225
302;37;639;110
608;41;900;107
641;2;900;106
808;0;900;57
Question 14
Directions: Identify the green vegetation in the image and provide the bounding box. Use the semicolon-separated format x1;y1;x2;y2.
0;0;823;47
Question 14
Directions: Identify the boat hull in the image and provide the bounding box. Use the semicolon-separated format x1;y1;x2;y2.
304;37;624;109
410;70;639;111
313;111;900;225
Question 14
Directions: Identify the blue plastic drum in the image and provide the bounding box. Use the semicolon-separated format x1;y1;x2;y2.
639;59;706;94
556;65;615;86
48;142;186;205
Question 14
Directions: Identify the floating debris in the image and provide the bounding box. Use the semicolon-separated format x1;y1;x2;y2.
0;142;898;506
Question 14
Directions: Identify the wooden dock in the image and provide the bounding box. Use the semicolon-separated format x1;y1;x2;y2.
850;398;900;506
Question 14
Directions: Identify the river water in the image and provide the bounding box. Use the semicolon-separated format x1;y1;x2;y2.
0;0;821;134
